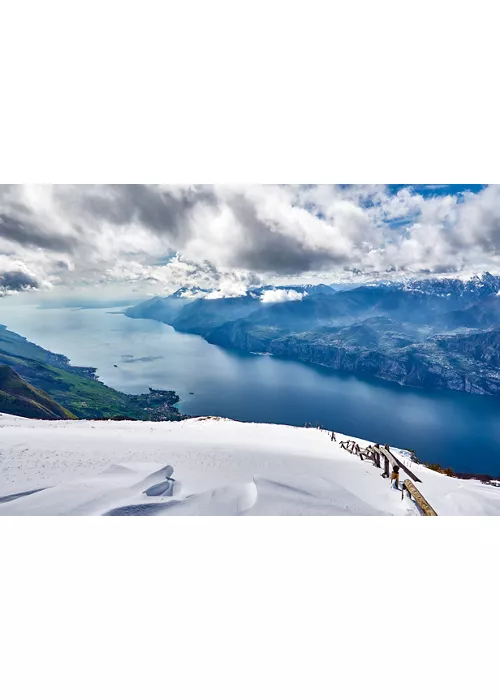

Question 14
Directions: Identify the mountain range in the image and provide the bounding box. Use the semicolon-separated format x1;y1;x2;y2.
125;273;500;395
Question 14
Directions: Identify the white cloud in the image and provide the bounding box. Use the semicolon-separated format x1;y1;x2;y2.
205;280;249;299
177;288;208;299
260;289;307;303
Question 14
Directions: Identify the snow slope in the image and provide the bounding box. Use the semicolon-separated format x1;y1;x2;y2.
1;413;500;515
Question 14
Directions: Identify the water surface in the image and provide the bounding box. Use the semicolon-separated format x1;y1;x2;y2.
1;305;500;475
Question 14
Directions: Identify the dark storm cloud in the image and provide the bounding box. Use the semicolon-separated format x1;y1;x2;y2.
58;184;218;240
0;214;77;252
226;194;350;274
0;269;38;292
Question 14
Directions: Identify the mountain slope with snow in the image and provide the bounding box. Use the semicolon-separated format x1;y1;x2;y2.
1;413;499;516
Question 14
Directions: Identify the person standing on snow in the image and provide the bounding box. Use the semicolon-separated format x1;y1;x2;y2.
391;464;400;489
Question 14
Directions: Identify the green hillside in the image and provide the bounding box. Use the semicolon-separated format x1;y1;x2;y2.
0;324;183;421
0;365;77;420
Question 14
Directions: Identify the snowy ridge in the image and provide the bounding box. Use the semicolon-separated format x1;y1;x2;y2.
1;413;500;515
363;272;500;298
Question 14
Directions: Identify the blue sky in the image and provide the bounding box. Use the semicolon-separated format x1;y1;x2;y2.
387;184;486;197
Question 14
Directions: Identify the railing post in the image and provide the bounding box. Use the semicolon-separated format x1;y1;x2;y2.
383;454;390;478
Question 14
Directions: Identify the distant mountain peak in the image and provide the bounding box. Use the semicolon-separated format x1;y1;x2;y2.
363;273;500;299
171;286;210;299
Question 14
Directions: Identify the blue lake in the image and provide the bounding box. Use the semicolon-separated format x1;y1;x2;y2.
1;304;500;476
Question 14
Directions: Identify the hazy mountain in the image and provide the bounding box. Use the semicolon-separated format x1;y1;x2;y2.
240;293;364;331
37;297;143;309
125;295;192;325
438;295;500;330
173;295;261;335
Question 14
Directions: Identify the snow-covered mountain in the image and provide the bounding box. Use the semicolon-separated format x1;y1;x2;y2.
170;286;211;299
1;413;499;516
367;272;500;299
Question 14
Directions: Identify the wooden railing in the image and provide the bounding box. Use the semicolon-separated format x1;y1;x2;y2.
401;479;437;516
376;445;422;483
338;436;438;515
340;440;422;482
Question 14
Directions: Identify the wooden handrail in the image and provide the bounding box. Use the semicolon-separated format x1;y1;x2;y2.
402;479;437;516
337;436;436;514
373;445;422;483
